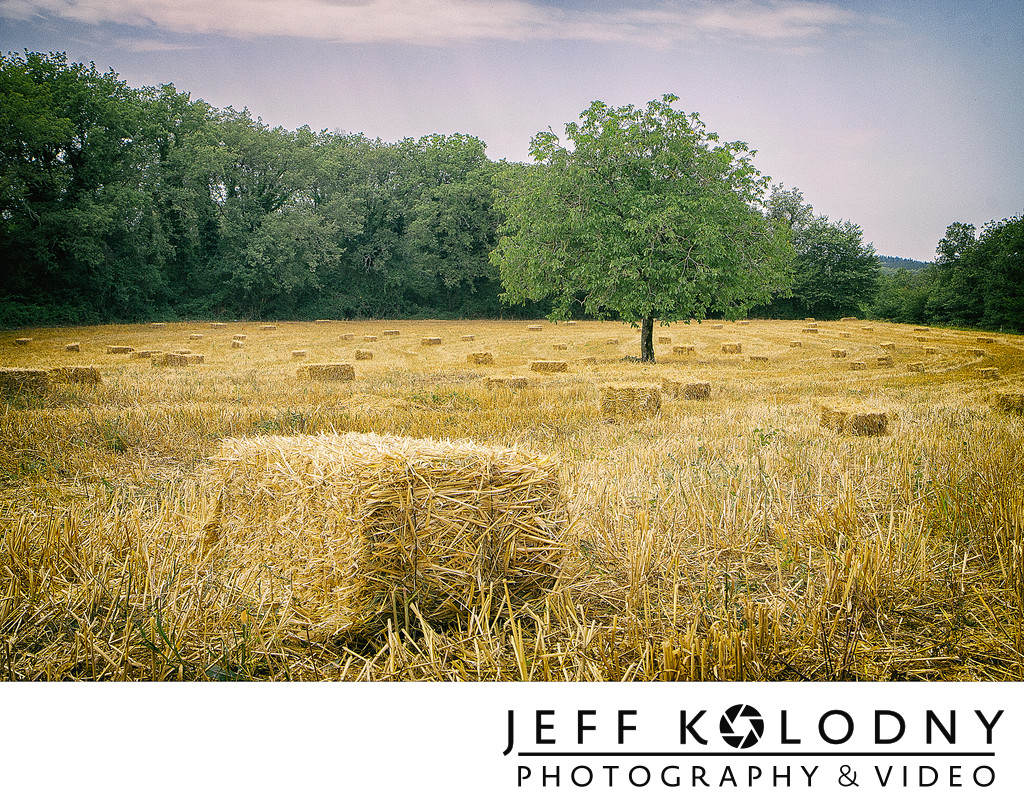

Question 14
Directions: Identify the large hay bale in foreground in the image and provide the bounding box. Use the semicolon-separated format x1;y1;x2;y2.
467;352;494;365
298;363;355;381
600;384;661;419
204;433;568;636
531;359;567;373
486;376;528;389
49;366;102;385
0;368;50;397
820;404;889;436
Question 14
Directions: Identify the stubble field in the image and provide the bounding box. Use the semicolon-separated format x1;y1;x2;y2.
1;317;1022;681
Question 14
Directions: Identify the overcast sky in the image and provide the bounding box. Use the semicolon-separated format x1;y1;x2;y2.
2;0;1022;261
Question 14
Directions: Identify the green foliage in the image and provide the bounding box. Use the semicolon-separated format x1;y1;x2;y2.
491;95;793;361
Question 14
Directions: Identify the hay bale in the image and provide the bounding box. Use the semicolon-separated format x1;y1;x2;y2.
658;336;672;344
831;348;847;358
978;337;995;344
914;326;930;332
721;342;742;354
233;334;247;341
850;361;867;370
970;348;987;357
341;333;355;341
291;350;307;360
14;338;31;346
0;368;50;397
605;338;620;345
980;367;1000;380
363;335;379;343
861;326;874;332
749;355;769;363
150;322;167;329
383;330;400;337
877;355;894;367
531;359;567;373
600;384;661;419
925;347;939;355
204;432;568;637
297;363;355;381
880;342;895;351
49;366;102;385
804;317;816;322
801;327;819;333
106;345;134;354
839;331;852;338
840;317;858;322
527;325;543;331
467;352;494;365
421;337;442;346
737;320;750;325
154;352;204;367
580;356;597;365
565;320;577;325
486;376;528;389
663;379;711;400
673;344;696;354
354;349;374;360
790;340;802;348
995;392;1024;415
65;343;80;352
908;362;925;372
231;340;244;349
820;404;889;436
131;350;161;359
710;324;724;330
261;324;277;331
315;319;335;324
210;322;227;329
189;333;203;341
461;335;476;342
552;342;568;351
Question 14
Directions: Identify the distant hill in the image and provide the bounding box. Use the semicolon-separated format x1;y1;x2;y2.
878;255;931;274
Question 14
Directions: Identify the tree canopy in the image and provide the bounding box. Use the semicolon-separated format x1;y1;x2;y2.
490;95;794;360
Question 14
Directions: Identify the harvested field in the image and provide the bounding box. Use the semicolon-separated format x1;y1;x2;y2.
1;317;1023;682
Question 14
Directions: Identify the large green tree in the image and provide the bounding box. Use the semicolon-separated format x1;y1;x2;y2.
490;95;793;361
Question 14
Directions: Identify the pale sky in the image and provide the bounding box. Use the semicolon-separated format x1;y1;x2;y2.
2;0;1022;261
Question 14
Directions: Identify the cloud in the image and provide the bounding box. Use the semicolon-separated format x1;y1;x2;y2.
0;0;879;46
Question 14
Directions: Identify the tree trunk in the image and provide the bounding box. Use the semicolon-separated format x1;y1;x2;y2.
640;315;655;362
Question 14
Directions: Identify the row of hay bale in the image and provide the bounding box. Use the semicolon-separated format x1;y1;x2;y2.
0;366;103;396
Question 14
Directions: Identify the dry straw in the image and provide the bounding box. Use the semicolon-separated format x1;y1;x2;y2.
908;362;925;373
486;376;528;389
600;384;662;419
804;317;816;322
354;349;374;360
315;319;335;324
210;322;227;329
131;350;161;359
819;403;890;436
421;337;442;346
801;327;819;333
65;343;80;352
605;338;620;345
233;334;246;341
877;355;894;367
722;342;742;354
914;326;930;332
970;349;987;357
49;366;102;385
14;338;31;346
150;322;167;329
749;355;769;363
383;330;400;337
261;325;277;331
297;363;355;381
710;324;724;330
995;392;1024;415
189;333;203;341
673;344;695;354
980;367;1000;380
527;325;543;331
467;352;494;365
291;350;307;360
851;361;867;370
231;340;244;349
862;326;874;332
789;340;802;348
831;348;847;358
840;316;858;322
925;347;940;355
978;337;995;344
203;432;568;637
915;336;928;342
154;352;204;367
880;342;895;351
0;367;50;396
662;379;710;400
553;343;568;351
461;335;476;342
737;320;750;325
363;335;379;342
840;331;852;338
341;334;355;341
531;360;567;373
106;345;133;354
658;336;672;344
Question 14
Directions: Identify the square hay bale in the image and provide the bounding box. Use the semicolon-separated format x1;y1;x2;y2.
880;342;895;351
210;322;227;329
354;349;374;360
925;347;940;355
790;340;803;348
231;340;244;349
605;338;620;345
467;352;494;365
233;334;247;341
737;320;750;325
154;352;204;367
820;404;889;436
315;319;335;324
531;359;567;373
421;337;442;346
980;367;1000;380
914;326;930;332
564;320;577;325
14;337;32;346
831;348;847;358
970;348;987;357
673;344;696;354
203;433;568;637
461;334;476;342
710;324;724;330
552;342;568;351
851;361;867;370
804;317;817;322
658;336;672;344
106;345;134;354
65;342;80;352
363;335;379;342
131;350;161;359
580;356;597;365
663;379;711;400
840;317;858;322
600;384;661;419
877;355;894;367
749;355;769;363
150;322;167;329
721;342;742;354
801;327;819;333
383;330;400;337
48;366;102;385
261;324;277;331
995;392;1024;415
341;333;355;341
861;326;874;332
189;333;203;341
978;337;995;344
291;350;307;360
297;363;355;381
0;368;50;397
908;362;925;372
527;325;543;331
915;336;927;342
486;375;528;389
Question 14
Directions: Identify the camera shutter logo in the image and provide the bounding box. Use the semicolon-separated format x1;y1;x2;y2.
720;704;764;749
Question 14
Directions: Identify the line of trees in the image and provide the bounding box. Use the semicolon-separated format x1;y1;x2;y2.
2;51;1020;335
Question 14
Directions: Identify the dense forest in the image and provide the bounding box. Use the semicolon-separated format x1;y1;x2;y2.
2;51;1021;332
